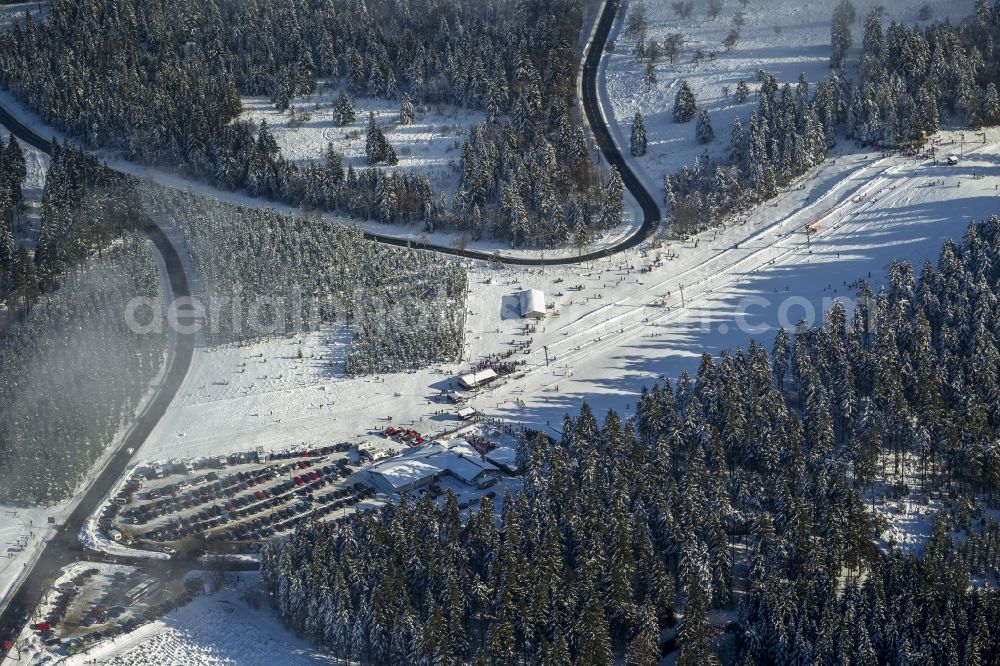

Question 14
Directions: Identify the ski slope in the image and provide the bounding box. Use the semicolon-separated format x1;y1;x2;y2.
139;129;1000;461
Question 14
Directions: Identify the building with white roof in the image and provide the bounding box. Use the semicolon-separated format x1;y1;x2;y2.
368;459;441;495
485;446;518;474
458;368;497;390
519;289;546;319
368;441;500;494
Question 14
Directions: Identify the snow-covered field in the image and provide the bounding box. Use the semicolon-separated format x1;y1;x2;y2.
0;505;62;611
240;82;483;195
601;0;977;200
141;128;1000;465
59;574;331;666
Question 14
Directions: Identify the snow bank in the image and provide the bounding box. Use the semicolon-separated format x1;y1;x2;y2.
78;466;170;561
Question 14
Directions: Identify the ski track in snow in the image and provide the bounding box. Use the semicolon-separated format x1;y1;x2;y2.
137;129;1000;467
4;3;999;661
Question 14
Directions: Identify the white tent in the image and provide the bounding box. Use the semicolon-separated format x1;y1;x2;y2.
519;289;546;319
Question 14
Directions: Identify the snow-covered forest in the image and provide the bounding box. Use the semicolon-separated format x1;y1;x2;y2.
0;237;163;504
0;0;623;246
663;70;846;237
847;2;1000;146
618;0;1000;238
262;214;1000;664
144;187;467;375
0;144;165;504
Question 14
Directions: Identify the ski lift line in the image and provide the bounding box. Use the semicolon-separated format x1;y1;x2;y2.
503;159;925;386
543;166;900;352
509;169;904;381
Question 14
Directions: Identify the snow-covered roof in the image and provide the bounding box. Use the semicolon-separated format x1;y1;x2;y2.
445;440;480;457
372;442;497;491
432;451;496;484
519;289;546;318
485;446;518;473
369;459;440;491
459;368;497;389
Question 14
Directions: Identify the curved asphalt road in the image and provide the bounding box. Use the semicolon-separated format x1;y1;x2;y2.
0;0;659;268
367;0;662;264
0;0;657;651
0;109;197;652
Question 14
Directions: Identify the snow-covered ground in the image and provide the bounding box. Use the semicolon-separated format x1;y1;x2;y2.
475;131;1000;432
601;0;977;200
865;451;945;555
0;2;46;32
0;88;639;262
241;82;482;196
141;128;1000;465
56;574;332;666
2;129;48;252
0;505;63;611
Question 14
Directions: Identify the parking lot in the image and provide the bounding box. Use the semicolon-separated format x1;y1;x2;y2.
27;563;195;657
106;445;379;553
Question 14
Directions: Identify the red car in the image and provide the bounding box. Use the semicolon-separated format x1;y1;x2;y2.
308;471;319;481
293;476;304;486
32;623;52;632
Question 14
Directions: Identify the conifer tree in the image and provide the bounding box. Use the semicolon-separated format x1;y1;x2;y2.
601;167;624;228
729;117;747;166
399;96;415;126
735;80;750;103
366;112;388;164
631;111;648;156
983;83;1000;126
0;227;15;298
334;91;357;126
625;603;662;666
830;1;855;69
696;109;715;143
673;81;697;122
677;583;718;666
